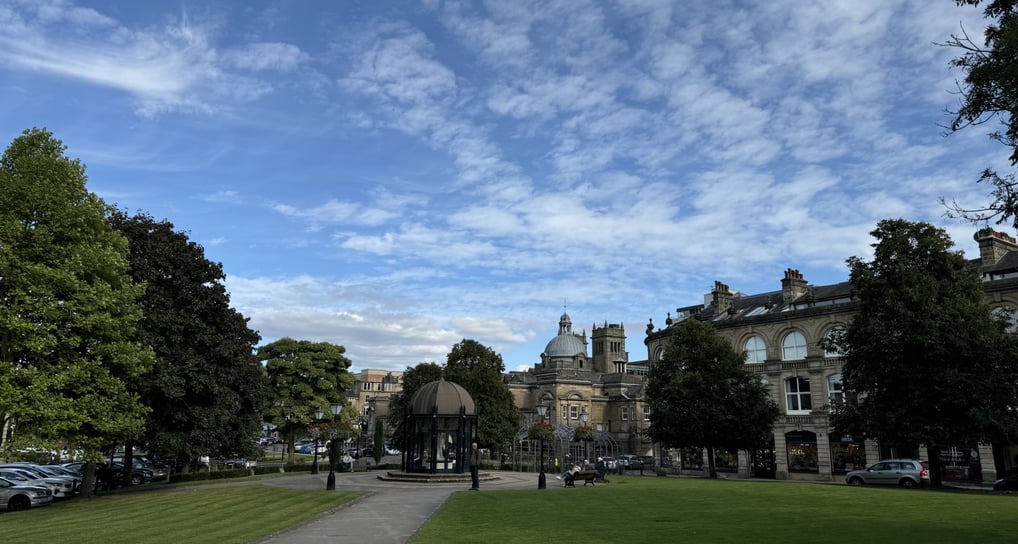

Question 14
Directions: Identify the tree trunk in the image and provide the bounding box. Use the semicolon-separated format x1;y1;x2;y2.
82;461;97;499
927;444;943;487
706;445;718;478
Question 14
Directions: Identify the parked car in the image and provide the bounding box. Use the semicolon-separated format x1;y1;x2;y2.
845;459;929;488
112;457;168;481
2;463;80;494
384;445;401;456
223;458;257;469
0;477;52;512
618;454;643;471
993;473;1018;491
0;467;74;498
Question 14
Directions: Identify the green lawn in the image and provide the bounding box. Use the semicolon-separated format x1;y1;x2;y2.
0;484;362;544
412;476;1016;543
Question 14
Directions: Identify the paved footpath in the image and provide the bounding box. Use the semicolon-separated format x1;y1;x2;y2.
255;470;549;544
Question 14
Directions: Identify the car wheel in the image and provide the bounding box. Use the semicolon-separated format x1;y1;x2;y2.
7;495;30;512
899;478;917;488
848;477;863;485
131;474;143;486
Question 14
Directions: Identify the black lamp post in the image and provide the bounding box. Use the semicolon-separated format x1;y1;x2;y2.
580;410;590;462
537;403;548;490
326;402;342;490
312;407;323;475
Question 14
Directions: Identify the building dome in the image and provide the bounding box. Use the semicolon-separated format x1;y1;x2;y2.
543;312;587;358
409;379;476;416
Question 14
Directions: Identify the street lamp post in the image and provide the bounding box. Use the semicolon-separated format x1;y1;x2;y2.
537;404;548;490
312;408;323;475
580;410;590;462
326;403;342;491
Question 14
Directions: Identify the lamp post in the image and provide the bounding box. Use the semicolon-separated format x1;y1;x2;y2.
537;403;548;490
326;403;342;490
580;410;590;462
312;408;323;475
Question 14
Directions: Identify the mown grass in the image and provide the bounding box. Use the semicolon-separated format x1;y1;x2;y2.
412;475;1016;544
0;484;362;544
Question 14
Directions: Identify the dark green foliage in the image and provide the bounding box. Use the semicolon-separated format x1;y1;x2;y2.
387;362;444;449
943;1;1018;226
444;339;521;451
107;211;267;467
834;219;1018;485
0;128;153;494
259;338;354;463
373;420;384;464
646;318;779;478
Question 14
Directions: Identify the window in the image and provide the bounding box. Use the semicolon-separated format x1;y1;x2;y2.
823;327;846;357
561;404;568;421
655;347;665;361
784;377;812;413
569;405;579;420
361;382;372;391
827;374;844;406
785;431;819;473
643;409;651;421
744;335;767;363
621;406;629;421
992;306;1018;333
782;331;807;360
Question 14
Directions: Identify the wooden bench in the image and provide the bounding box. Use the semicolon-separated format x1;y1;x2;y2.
565;471;597;487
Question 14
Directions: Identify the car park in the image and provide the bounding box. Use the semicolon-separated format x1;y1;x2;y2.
844;459;929;488
0;477;52;512
0;467;74;498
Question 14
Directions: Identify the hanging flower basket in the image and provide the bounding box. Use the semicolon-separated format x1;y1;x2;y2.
528;421;555;442
572;425;594;442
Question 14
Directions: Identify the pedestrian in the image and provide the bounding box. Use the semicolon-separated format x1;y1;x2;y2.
469;441;481;490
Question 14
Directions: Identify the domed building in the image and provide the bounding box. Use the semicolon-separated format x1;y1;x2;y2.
506;312;652;460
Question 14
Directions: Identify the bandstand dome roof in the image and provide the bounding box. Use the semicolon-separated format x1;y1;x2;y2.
409;379;476;416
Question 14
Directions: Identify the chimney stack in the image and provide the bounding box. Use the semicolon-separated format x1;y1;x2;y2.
712;280;733;314
974;228;1018;265
781;268;808;302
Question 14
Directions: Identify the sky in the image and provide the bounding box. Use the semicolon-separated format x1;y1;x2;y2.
0;0;1010;373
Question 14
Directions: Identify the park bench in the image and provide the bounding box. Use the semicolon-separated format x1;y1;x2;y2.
565;471;597;487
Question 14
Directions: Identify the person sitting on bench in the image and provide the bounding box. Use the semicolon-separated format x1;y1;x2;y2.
557;464;580;482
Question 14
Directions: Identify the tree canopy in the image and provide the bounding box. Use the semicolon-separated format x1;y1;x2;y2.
833;219;1018;486
444;339;521;450
0;128;153;494
108;210;266;468
645;318;779;478
943;1;1018;226
259;338;354;464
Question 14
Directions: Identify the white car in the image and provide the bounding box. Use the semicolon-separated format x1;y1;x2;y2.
0;468;73;498
0;477;52;511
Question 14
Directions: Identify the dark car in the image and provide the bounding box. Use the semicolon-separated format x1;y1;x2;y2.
993;474;1018;491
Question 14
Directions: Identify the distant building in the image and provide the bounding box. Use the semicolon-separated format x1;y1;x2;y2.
347;369;403;445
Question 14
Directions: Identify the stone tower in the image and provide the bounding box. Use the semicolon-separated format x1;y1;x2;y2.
591;321;627;373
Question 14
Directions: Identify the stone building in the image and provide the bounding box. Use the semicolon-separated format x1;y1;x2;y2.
505;312;654;459
346;369;404;446
641;227;1018;483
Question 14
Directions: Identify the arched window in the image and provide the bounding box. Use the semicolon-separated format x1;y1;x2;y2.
784;377;812;414
823;326;846;357
655;347;666;361
744;335;767;363
991;306;1018;333
782;331;807;360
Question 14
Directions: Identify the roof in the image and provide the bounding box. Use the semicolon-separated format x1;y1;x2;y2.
408;379;476;416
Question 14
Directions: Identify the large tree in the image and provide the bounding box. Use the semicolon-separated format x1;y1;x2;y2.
386;362;444;451
943;1;1018;226
0;128;153;496
444;339;521;452
108;211;266;472
833;219;1018;486
646;318;779;478
259;338;354;464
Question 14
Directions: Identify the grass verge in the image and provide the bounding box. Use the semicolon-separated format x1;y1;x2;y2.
411;476;1015;543
0;484;362;544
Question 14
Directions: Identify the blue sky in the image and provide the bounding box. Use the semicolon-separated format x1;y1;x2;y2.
0;0;1007;373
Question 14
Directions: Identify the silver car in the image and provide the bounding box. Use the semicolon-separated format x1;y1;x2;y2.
845;459;930;488
0;476;52;511
0;467;74;498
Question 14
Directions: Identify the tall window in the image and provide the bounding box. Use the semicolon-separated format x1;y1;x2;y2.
823;327;846;357
827;374;844;406
569;405;579;420
782;331;807;360
744;335;767;363
621;406;629;421
656;347;666;361
785;377;812;413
